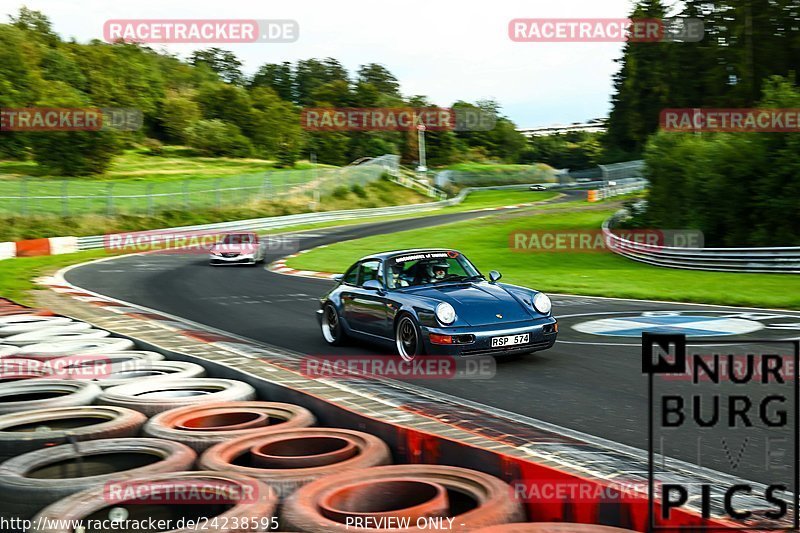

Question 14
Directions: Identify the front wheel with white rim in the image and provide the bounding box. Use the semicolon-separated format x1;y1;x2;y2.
321;303;346;346
395;315;424;362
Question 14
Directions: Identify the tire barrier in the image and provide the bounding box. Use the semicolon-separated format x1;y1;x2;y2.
282;464;525;532
0;358;55;382
16;337;136;357
199;428;391;497
97;378;257;416
0;322;91;341
0;379;101;414
0;405;146;461
143;401;316;452
0;316;73;336
0;345;20;357
72;360;207;388
50;350;165;376
0;437;195;520
473;524;639;532
29;471;279;533
1;326;106;346
0;301;720;530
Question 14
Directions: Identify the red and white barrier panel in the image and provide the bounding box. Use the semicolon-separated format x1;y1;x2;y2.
0;242;14;261
0;237;78;260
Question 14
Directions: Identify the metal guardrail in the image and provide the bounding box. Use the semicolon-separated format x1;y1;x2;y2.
77;197;462;251
77;181;596;251
603;210;800;273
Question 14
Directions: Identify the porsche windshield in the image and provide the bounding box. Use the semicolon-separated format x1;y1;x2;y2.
387;252;481;288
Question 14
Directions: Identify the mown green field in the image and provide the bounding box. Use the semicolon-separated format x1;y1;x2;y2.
286;207;800;309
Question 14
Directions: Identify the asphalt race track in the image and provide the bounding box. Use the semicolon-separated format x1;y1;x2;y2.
66;202;800;486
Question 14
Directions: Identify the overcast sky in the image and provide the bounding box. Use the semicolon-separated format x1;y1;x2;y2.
3;0;640;127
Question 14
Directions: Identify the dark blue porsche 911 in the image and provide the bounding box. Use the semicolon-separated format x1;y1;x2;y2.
316;249;557;360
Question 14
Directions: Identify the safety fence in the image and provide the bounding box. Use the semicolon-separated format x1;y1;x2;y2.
0;155;399;217
603;210;800;273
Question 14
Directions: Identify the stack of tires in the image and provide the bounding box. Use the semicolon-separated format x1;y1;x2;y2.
0;309;635;532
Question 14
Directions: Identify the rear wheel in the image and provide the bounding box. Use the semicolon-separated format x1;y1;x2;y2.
395;315;424;361
321;303;346;346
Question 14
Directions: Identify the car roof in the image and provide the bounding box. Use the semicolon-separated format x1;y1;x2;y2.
355;248;461;262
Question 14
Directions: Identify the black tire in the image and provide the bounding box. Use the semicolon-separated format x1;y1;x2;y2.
320;303;347;346
395;314;424;361
97;378;257;416
0;437;195;521
0;406;146;462
0;380;101;415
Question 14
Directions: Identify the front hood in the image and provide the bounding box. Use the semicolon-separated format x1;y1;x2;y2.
406;282;532;326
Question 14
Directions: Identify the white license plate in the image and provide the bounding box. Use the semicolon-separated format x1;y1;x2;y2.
491;333;530;348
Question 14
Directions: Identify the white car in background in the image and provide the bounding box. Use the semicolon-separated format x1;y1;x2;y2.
209;232;267;266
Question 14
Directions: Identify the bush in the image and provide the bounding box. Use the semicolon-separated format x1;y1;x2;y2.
351;184;367;198
29;130;120;175
331;185;349;199
141;138;163;156
276;141;298;168
185;119;252;158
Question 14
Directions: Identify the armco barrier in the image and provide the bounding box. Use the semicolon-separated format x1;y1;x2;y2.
603;211;800;273
71;182;599;252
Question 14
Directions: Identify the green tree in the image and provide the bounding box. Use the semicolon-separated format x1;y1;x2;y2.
190;48;244;85
159;92;201;143
185;119;252;157
250;62;293;100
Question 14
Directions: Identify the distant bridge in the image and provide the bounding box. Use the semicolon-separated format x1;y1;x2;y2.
517;118;607;137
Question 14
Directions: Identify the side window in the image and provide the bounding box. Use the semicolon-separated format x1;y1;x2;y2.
357;260;381;286
342;264;359;285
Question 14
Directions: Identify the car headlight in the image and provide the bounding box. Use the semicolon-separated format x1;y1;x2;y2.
532;292;551;314
435;302;456;325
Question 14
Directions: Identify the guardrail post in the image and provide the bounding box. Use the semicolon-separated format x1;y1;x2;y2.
61;181;69;217
263;174;272;200
147;183;154;216
20;178;28;216
106;183;115;216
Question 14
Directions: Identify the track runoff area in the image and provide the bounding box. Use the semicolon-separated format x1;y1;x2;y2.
65;206;800;530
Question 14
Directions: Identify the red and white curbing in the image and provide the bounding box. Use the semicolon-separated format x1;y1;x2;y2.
268;247;339;280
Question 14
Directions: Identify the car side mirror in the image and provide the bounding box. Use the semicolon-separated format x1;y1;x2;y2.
362;279;384;291
333;274;344;282
489;270;502;282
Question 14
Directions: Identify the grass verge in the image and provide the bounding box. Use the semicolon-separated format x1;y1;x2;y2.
0;249;116;306
286;207;800;309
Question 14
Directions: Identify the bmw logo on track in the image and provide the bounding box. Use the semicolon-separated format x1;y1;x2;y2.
573;314;764;337
558;310;800;346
